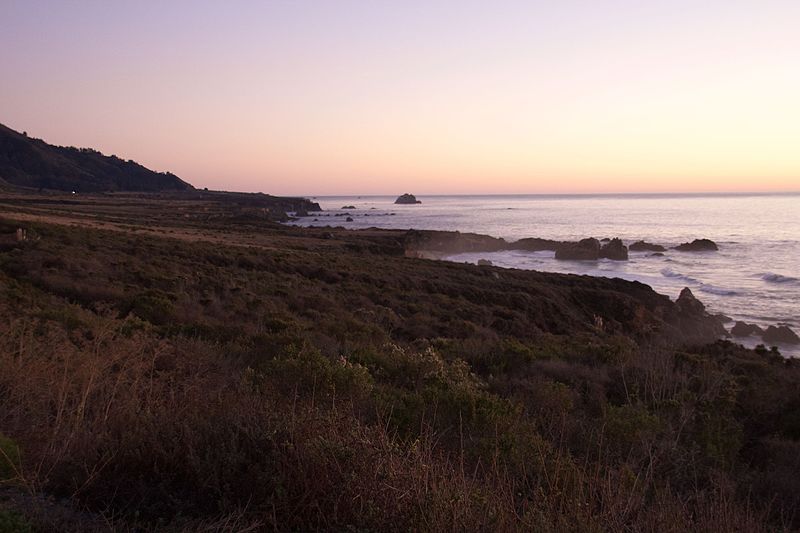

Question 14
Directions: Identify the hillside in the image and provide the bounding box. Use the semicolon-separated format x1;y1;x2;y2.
0;123;193;192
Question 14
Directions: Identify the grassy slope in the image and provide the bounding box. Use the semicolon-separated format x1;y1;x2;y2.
0;194;799;531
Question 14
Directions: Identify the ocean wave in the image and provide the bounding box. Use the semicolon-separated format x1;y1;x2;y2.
761;272;798;284
660;267;700;285
699;284;738;296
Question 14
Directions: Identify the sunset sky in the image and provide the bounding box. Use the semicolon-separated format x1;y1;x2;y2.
2;1;799;195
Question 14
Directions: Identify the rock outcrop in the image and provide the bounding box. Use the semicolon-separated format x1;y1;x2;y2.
552;237;627;260
713;313;733;324
674;239;718;252
675;287;707;316
599;238;629;260
731;321;764;337
762;325;800;345
555;238;601;260
404;230;507;256
672;287;728;340
509;237;565;252
630;240;666;252
477;259;493;266
395;193;421;204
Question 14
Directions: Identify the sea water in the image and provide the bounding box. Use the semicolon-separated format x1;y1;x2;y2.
289;193;800;356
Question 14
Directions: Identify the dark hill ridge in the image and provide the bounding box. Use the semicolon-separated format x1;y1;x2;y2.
0;123;193;192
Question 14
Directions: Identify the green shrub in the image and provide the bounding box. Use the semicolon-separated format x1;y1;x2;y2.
36;306;84;331
604;404;660;459
0;509;32;533
0;433;20;480
254;347;374;404
126;289;175;325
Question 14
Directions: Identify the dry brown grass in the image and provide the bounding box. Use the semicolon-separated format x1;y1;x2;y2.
0;305;775;531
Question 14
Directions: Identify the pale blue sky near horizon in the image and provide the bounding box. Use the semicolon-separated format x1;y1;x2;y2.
2;1;799;195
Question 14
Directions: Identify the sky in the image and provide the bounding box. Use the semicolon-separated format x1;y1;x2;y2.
1;1;799;195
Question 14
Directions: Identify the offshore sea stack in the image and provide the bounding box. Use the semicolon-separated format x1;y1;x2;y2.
395;193;421;204
674;238;718;252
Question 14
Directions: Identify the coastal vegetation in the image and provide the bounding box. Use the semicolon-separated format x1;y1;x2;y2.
1;192;799;531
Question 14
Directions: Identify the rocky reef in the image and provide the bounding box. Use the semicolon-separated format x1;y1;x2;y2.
630;240;666;252
598;238;628;260
554;237;601;260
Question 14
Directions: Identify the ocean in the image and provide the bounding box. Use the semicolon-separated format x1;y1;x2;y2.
289;193;800;356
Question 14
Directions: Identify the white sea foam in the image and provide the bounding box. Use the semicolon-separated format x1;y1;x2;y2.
699;284;739;296
660;267;700;285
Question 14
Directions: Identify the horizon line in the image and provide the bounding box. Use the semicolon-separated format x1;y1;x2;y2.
272;190;800;198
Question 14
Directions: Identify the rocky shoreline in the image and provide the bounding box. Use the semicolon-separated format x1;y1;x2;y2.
402;229;721;261
401;228;798;348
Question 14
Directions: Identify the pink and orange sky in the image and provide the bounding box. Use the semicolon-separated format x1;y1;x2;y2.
2;1;799;195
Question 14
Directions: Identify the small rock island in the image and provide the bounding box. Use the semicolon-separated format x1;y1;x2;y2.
674;238;718;252
395;193;421;204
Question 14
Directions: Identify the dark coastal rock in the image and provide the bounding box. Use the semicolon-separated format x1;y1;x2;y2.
675;287;706;316
555;238;601;260
345;217;354;222
342;205;356;209
731;321;764;337
477;259;493;266
713;313;733;324
295;208;310;217
762;325;800;344
630;240;666;252
509;237;565;252
671;287;728;341
650;252;665;257
404;230;507;256
599;238;628;261
395;193;421;204
674;239;718;252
